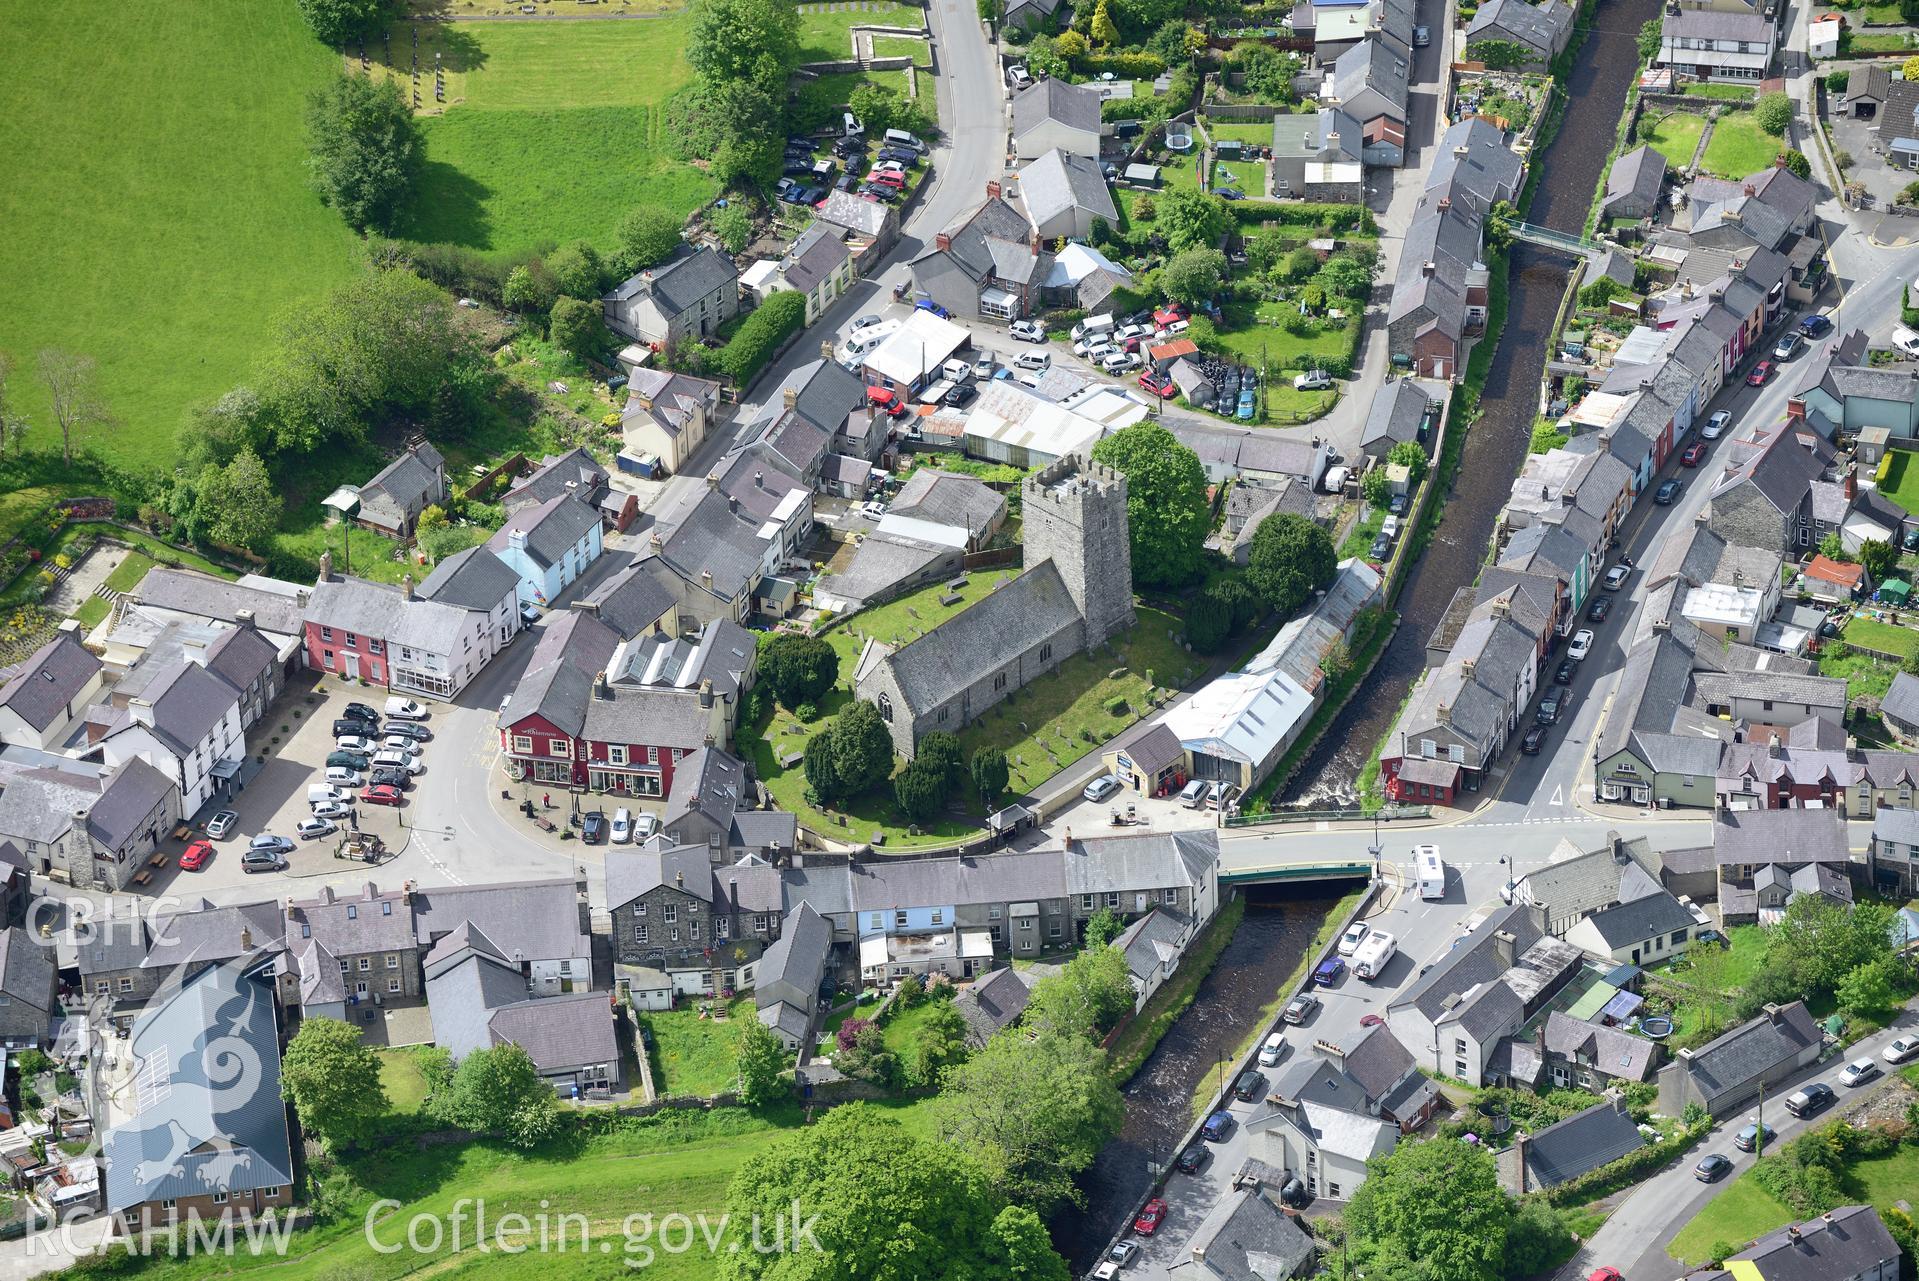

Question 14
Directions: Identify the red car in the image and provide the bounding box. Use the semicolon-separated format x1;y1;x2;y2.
1137;372;1176;399
1681;442;1707;467
870;171;904;189
360;784;405;807
179;840;214;872
1153;303;1188;326
1133;1198;1168;1235
1747;360;1773;386
1587;1269;1623;1281
865;386;907;418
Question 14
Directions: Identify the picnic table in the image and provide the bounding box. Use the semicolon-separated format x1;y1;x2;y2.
147;852;168;868
132;870;152;887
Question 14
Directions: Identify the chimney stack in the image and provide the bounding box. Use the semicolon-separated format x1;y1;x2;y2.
402;573;414;601
319;549;334;582
784;388;799;410
595;670;611;700
128;697;155;728
675;869;684;887
236;609;256;631
649;532;664;553
182;637;208;668
706;472;719;490
241;927;253;951
1422;261;1436;277
700;678;714;709
986;180;1002;201
936;232;952;252
1493;928;1516;969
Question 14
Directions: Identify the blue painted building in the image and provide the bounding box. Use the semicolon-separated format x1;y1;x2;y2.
486;494;605;608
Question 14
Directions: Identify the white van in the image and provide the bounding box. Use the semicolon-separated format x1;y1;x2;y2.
1070;313;1116;343
308;784;348;806
1415;846;1446;900
1896;325;1919;358
843;112;865;137
1014;350;1051;372
883;127;922;152
941;357;973;383
384;697;428;720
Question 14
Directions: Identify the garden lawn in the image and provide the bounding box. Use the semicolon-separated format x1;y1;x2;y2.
1670;1143;1919;1265
638;996;755;1098
0;488;60;549
0;2;361;470
1338;505;1386;558
395;18;715;253
1821;645;1899;704
1842;614;1919;660
1214;300;1363;372
1699;115;1782;181
798;3;924;61
1641;111;1708;170
870;35;929;63
375;1047;433;1115
3;523;237;613
1206;120;1281;146
1878;446;1919;513
1680;83;1757;101
877;996;956;1058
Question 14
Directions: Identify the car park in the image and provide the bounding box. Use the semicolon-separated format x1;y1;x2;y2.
1201;1111;1233;1142
1137;371;1176;399
1083;773;1122;803
296;818;336;841
1537;686;1569;724
1568;629;1594;661
1009;319;1045;342
360;784;404;807
1233;1069;1268;1102
332;718;371;738
1694;1153;1732;1182
1746;360;1773;386
1655;478;1683;505
1337;923;1369;956
326;751;372;774
380;735;422;756
179;841;214;871
1259;1032;1288;1066
1884;1036;1919;1064
1681;442;1707;467
635;813;661;842
582;811;607;843
1703;410;1731;438
343;702;380;722
1588;594;1613;623
324;766;363;787
1132;1199;1167;1235
1283;992;1320;1023
241;849;287;874
1785;1082;1834;1117
1312;958;1345;986
1840;1057;1882;1087
250;834;294;857
1520;725;1548;755
1014;350;1051;373
1554;659;1576;685
1735;1121;1775;1151
206;811;238;840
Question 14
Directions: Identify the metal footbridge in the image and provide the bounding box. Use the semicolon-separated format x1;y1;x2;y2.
1510;221;1602;257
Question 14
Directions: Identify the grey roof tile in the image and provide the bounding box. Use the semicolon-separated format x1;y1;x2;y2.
0;633;99;734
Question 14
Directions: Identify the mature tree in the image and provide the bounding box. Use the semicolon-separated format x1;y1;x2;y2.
1156;186;1232;253
670;76;787;189
1161;248;1227;306
38;349;115;465
1186;586;1233;654
198;448;279;551
1054;29;1091;64
735;1017;788;1108
1837;954;1904;1017
761;633;839;708
832;1020;899;1088
971;746;1010;807
0;353;30;464
1388;439;1429;484
903;998;970;1088
280;1017;388;1151
613;205;685;277
1213;574;1259;630
1771;896;1896;999
1502;1198;1576;1279
546;240;607;300
1755;91;1794;136
1637;18;1664;64
502;263;556;317
1090;0;1121;45
894;759;946;825
1083;906;1126;949
1246;512;1337;617
1229;43;1301;102
304;75;420;234
917;730;967;795
1361;466;1392;507
432;1043;562;1148
1859;537;1900;582
1345;1135;1512;1281
1131;192;1158;222
177;385;271;474
296;0;394;44
850;81;907;135
716;1105;1070;1281
1092;421;1211;588
1778;149;1812;181
1142;17;1200;60
831;699;896;797
803;730;845;804
549;296;608;362
709;202;754;254
686;0;801;101
1024;945;1137;1039
1320;254;1374;301
936;1029;1124;1213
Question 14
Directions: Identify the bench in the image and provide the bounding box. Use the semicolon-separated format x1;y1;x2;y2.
132;870;152;887
148;853;168;868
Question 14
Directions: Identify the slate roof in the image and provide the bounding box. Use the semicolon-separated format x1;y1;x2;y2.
305;576;476;659
1517;834;1661;920
411;877;590;965
648;487;770;606
1360;379;1432;454
1340;1021;1417;1103
576;555;677;639
1185;1186;1317;1280
88;758;177;852
623;368;721;443
1011;76;1102;139
487;493;601;571
1545;1009;1657;1078
1467;0;1572;55
955;967;1030;1044
0;633;99;734
603;245;736;322
1602;145;1666;216
1723;1205;1899;1281
1114;907;1187;984
583;684;714;752
912;196;1043;293
1578;889;1696;950
1113;719;1186;777
1678;1000;1820;1100
757;902;831;1002
780;223;850;296
102;959;293;1213
417;546;521;613
501;611;620;740
1022;148;1117;226
813;531;956;610
1713;807;1850;867
505;447;608;514
1332;37;1410;121
663;746;746;834
605;844;722;911
130;568;309;636
356;443;445;533
285;883;414;957
1391;902;1542;1019
108;660;242;758
872;560;1082;716
143;898;285;970
0;926;55;1012
890;470;1006;540
488;990;618;1074
1882;670;1919;729
1063;829;1218;894
1516;1097;1645;1187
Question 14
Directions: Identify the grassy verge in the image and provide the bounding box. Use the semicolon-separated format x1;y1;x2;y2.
1108;895;1247;1085
1185;885;1367;1118
1670;1142;1919;1265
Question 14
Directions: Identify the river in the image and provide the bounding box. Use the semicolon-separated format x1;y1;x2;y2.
1056;886;1345;1267
1282;0;1666;805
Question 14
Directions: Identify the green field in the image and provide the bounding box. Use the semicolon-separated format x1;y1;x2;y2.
1669;1142;1919;1265
1699;115;1781;181
0;2;362;469
1843;614;1919;660
798;3;924;61
1640;111;1708;170
394;19;715;252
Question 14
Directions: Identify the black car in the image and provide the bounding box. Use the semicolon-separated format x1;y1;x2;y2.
859;183;899;202
1175;1146;1208;1174
1587;595;1613;623
943;383;977;408
369;766;412;790
1655;478;1684;505
1554;659;1576;685
1904;525;1919;551
582;811;607;844
834;172;859;193
342;702;380;723
833;137;864;158
877;146;919;164
332;718;372;737
1787;1082;1835;1118
1694;1153;1733;1182
1370;533;1393;561
841;153;867;177
1388;492;1409;515
1537;686;1568;725
783;159;814;177
1233;1069;1268;1103
384;722;431;743
1521;725;1548;755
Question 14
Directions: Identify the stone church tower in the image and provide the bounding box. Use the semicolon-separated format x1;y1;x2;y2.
1021;454;1135;649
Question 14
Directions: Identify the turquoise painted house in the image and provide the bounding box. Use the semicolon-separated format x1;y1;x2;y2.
486;494;604;608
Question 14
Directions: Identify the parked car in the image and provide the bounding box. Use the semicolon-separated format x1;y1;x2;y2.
1175;1146;1207;1174
327;750;371;772
342;702;380;723
1236;388;1256;420
1735;1121;1775;1151
1009;319;1046;342
1388;492;1409;515
296;818;337;841
1568;628;1594;661
1554;659;1576;685
1587;1269;1624;1281
384;722;431;743
1083;773;1122;803
206;811;238;840
1588;595;1613;623
380;735;422;756
582;811;607;843
311;801;352;821
1337;923;1369;957
1293;369;1333;391
332;718;370;738
1413;22;1431;43
373;750;425;775
179;841;214;871
324;767;363;788
1694;1153;1733;1182
241;849;286;874
250;834;294;856
1521;725;1548;755
1312;957;1345;986
369;766;411;790
943;383;977;408
1603;563;1632;590
1369;533;1393;561
612;807;635;843
914;299;951;318
1283;991;1320;1023
359;784;405;807
385;698;428;720
1258;1033;1288;1067
1153;303;1188;326
1772;331;1803;361
1883;1035;1919;1064
1800;313;1833;338
1138;372;1176;399
1201;1111;1233;1142
1840;1057;1882;1087
1654;478;1684;505
1787;1081;1836;1116
1702;410;1731;439
1233;1069;1268;1102
1746;360;1774;386
1537;686;1569;724
1132;1199;1167;1236
1681;442;1708;467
